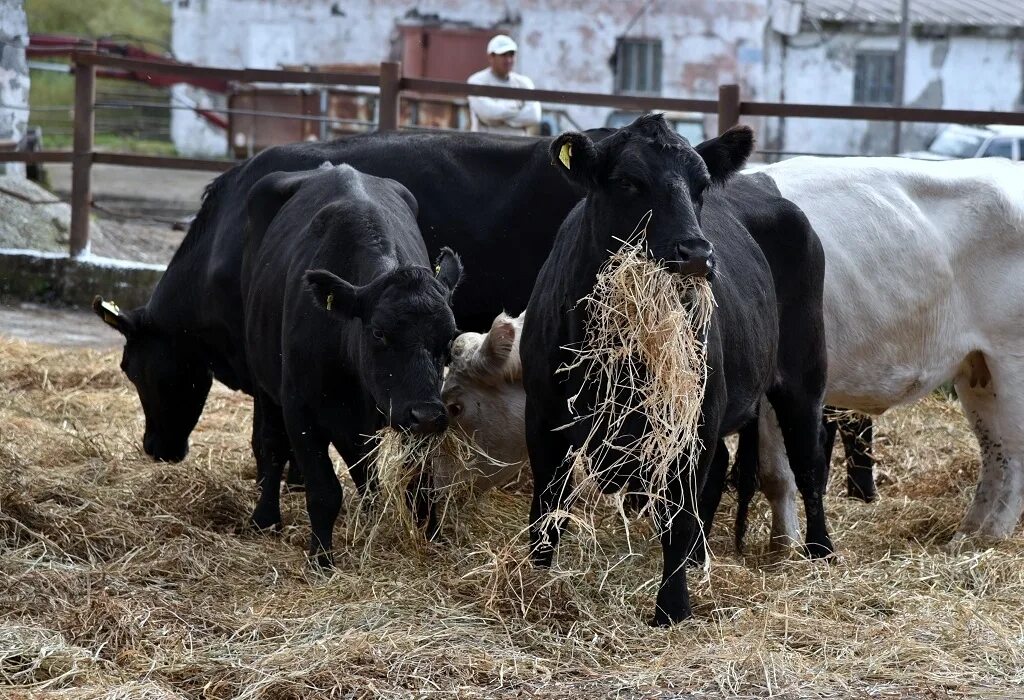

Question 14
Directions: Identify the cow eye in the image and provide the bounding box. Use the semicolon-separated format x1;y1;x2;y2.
614;177;642;195
372;329;388;345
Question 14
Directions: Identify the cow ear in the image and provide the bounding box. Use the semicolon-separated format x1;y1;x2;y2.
433;247;463;296
550;131;599;188
481;314;516;364
92;295;136;337
695;125;755;185
304;269;363;319
246;170;311;246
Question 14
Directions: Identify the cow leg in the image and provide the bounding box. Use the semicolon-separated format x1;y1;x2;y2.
765;388;834;558
953;355;1024;540
838;413;876;502
406;469;441;541
284;454;305;491
651;499;700;625
526;406;573;568
756;401;802;552
285;407;343;568
653;406;720;625
731;420;760;553
690;439;730;565
250;392;290;532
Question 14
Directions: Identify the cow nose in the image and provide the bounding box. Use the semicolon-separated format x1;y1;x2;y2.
667;239;713;278
408;403;449;435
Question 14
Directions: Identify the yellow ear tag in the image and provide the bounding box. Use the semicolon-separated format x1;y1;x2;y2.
434;264;441;276
558;143;572;170
326;292;334;311
100;300;121;316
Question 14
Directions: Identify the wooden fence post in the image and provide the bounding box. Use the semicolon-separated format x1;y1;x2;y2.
70;54;95;258
378;61;402;132
717;84;741;135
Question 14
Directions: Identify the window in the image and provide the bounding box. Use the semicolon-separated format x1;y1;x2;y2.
981;138;1013;158
853;52;896;105
614;38;662;95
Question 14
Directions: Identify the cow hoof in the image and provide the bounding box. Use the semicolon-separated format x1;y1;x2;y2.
649;607;692;627
308;549;335;570
801;539;836;560
250;510;282;534
845;481;876;503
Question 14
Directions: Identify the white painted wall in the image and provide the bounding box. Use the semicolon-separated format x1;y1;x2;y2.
0;0;28;176
171;0;771;156
775;31;1024;156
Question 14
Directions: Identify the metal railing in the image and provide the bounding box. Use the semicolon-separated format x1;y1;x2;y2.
3;51;1024;258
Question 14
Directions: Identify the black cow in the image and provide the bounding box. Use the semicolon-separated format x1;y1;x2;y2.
94;130;597;464
520;115;832;625
240;163;462;565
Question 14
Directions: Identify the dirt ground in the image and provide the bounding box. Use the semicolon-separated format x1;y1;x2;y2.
46;162;216;265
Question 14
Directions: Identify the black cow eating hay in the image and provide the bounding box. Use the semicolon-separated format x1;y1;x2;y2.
240;163;462;566
520;115;832;624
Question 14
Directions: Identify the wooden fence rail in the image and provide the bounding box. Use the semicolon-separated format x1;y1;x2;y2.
4;51;1024;257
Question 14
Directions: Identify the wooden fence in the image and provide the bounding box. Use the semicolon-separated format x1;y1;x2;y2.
3;51;1024;258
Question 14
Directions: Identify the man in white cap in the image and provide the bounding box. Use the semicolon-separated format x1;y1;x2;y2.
466;34;541;135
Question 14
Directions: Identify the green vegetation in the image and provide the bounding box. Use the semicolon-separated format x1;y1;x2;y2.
26;0;171;48
26;0;175;155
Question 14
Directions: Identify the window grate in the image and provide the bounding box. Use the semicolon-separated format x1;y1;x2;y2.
853;52;896;105
615;38;662;95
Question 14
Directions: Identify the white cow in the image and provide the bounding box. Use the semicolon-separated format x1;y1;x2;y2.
443;156;1024;546
753;155;1024;544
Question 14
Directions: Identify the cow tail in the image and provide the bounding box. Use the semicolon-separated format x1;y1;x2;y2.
731;420;760;553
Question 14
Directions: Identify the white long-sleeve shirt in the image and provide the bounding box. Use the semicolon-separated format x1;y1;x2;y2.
466;68;542;135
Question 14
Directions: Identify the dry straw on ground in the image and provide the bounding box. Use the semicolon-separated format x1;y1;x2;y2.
555;209;716;534
2;336;1024;698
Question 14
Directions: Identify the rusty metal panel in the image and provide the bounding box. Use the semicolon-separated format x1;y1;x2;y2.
400;26;491;81
228;87;320;158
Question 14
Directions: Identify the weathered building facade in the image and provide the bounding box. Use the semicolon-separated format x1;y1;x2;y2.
764;0;1024;155
170;0;1023;158
170;0;770;156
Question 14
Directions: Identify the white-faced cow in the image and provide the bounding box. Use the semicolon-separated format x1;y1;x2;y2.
740;156;1024;546
239;163;462;566
521;115;832;625
437;312;527;492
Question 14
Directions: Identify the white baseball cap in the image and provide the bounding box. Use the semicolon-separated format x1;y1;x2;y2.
487;35;518;55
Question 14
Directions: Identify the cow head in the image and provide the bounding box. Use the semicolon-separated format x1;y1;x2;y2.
93;296;213;462
306;248;463;434
550;114;754;278
440;312;528;488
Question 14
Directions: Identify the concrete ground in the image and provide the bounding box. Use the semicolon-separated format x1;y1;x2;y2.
46;163;221;265
0;302;121;348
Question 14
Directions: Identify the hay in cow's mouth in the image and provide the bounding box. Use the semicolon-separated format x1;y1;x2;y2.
555;210;716;531
353;425;508;549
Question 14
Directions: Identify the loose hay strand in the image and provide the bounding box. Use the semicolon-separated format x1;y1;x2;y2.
556;210;716;531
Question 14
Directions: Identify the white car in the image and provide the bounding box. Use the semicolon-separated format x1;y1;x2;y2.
902;123;1024;162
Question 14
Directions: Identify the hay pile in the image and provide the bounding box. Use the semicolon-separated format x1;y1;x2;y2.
557;210;715;530
2;336;1024;698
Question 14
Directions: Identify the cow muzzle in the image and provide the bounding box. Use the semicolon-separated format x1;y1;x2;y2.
404;402;449;435
143;431;189;463
665;238;714;278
